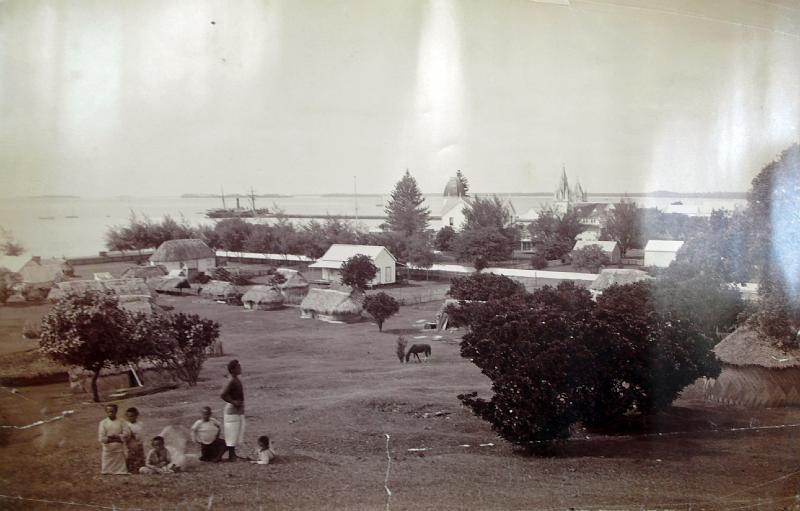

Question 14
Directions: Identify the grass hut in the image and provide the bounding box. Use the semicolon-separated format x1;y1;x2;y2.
47;278;152;301
276;268;310;304
150;239;215;273
148;276;191;295
704;327;800;407
121;265;167;279
199;280;241;303
589;269;652;299
300;288;363;323
242;285;285;310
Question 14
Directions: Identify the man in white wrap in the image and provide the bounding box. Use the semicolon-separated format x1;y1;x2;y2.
98;404;129;475
220;359;245;461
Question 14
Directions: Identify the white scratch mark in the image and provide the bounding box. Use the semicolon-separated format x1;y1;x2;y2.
383;434;393;511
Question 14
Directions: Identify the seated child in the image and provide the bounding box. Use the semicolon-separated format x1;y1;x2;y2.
251;435;276;465
140;436;179;474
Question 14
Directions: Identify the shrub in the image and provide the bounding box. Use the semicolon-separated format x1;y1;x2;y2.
396;336;408;363
448;273;525;301
22;321;40;339
22;286;46;303
340;254;378;292
0;280;9;305
435;226;457;251
571;245;609;272
39;291;144;402
530;254;548;270
363;292;400;332
135;313;220;386
456;281;721;446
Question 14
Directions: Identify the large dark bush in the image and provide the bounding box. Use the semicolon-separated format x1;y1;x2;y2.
457;280;721;446
448;272;525;301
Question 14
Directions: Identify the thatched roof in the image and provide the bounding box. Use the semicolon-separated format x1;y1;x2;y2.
121;265;167;279
200;280;239;299
118;295;161;315
300;288;363;315
48;278;152;301
715;327;800;369
148;276;190;292
19;257;72;285
242;285;284;304
151;239;214;263
590;269;653;292
276;268;309;289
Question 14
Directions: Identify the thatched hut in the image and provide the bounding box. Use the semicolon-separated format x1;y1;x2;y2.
47;278;153;302
199;280;241;303
148;276;191;295
589;269;652;299
704;327;800;407
300;288;363;323
121;265;168;279
276;268;310;304
150;239;215;273
242;285;285;311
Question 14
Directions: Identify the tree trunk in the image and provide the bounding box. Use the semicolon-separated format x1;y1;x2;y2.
378;321;383;332
91;370;101;402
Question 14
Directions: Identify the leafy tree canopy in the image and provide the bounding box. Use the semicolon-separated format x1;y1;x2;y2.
340;254;378;291
385;170;430;235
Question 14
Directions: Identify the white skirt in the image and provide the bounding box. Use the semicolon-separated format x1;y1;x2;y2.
223;411;245;447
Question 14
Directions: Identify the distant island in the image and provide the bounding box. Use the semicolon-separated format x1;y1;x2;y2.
181;193;292;199
27;194;81;199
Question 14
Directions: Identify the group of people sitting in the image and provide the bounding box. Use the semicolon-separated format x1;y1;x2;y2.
97;403;275;475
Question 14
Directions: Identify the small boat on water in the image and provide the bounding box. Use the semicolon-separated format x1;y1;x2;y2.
670;201;684;205
38;216;55;220
65;215;79;219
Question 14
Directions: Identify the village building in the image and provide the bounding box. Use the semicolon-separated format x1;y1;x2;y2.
199;280;241;303
150;239;215;274
644;239;684;268
309;244;397;286
275;268;310;304
704;327;800;407
47;277;153;302
16;256;73;288
242;285;285;310
121;264;168;279
299;288;363;323
572;240;621;264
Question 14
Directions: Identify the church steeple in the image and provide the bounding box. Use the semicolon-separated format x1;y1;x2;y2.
555;165;571;202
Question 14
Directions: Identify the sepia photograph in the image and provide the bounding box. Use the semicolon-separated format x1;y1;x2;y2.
1;0;800;509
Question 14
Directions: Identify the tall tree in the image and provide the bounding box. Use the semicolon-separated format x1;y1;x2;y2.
605;199;640;254
39;292;142;402
745;144;800;346
456;169;469;196
527;206;584;260
340;254;378;292
384;170;430;235
453;195;517;268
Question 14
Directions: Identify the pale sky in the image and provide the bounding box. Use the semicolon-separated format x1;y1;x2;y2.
1;0;799;197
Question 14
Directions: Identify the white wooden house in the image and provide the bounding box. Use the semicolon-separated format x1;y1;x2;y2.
309;244;397;286
644;240;684;268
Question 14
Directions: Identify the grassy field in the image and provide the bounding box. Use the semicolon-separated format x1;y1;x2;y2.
2;296;800;510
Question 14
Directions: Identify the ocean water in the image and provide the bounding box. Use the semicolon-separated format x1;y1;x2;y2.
0;195;745;258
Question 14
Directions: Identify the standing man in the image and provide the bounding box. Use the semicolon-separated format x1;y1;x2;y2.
98;404;129;475
220;359;245;461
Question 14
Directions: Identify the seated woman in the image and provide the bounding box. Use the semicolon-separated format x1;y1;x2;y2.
140;436;179;474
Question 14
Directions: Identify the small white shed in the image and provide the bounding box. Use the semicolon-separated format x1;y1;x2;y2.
309;244;397;286
644;240;684;268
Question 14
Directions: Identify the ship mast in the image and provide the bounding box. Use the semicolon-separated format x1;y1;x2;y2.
354;176;359;221
221;186;227;209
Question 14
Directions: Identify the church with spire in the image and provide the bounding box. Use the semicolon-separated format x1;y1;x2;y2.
554;166;588;211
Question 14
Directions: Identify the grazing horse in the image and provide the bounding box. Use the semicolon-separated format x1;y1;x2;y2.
406;343;431;363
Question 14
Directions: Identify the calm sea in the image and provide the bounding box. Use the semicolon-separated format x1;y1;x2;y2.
0;195;745;258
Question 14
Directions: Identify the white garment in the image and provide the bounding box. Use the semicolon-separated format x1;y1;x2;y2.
191;418;222;445
223;412;245;447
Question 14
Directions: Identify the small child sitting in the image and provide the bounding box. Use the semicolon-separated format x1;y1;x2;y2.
251;435;276;465
140;436;180;474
